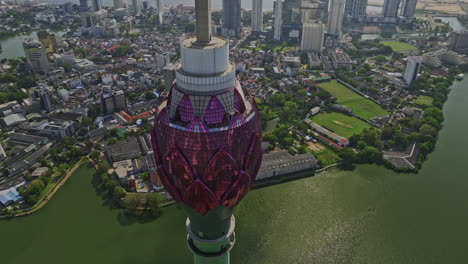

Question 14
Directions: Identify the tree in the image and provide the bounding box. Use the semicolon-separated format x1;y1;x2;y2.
339;148;357;170
145;193;161;218
357;146;383;164
112;186;126;204
123;195;142;215
423;107;444;123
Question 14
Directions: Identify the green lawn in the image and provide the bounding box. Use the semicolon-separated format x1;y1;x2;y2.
413;95;433;106
380;41;417;52
312;112;371;138
318;80;388;120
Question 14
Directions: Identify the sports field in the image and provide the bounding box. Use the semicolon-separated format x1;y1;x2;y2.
380;41;417;52
311;112;371;138
318;80;388;120
413;95;433;106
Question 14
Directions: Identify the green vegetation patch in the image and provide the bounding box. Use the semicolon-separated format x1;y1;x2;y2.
318;80;388;120
380;41;417;52
312;112;371;138
413;95;433;106
264;117;280;133
313;148;340;167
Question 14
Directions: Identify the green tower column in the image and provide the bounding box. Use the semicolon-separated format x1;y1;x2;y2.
183;206;235;264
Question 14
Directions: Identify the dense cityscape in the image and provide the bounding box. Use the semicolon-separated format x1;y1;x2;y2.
0;0;468;262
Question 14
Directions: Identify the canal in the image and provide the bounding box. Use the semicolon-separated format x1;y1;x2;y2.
0;78;467;263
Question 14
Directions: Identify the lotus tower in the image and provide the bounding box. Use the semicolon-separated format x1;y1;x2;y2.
150;0;263;263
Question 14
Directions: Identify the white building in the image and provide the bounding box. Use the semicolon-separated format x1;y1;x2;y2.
327;0;345;37
301;22;325;52
273;0;283;41
252;0;263;32
404;56;422;86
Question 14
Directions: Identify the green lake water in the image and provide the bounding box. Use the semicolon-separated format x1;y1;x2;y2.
1;78;468;263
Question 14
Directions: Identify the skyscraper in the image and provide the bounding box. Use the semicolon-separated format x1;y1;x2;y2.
404;56;422;86
252;0;263;32
132;0;140;15
400;0;417;18
23;40;49;75
327;0;345;36
345;0;368;17
222;0;241;37
92;0;101;11
151;1;263;263
301;22;325;52
382;0;401;18
156;0;164;24
273;0;283;41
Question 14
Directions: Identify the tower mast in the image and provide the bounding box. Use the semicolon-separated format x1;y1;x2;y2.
195;0;212;43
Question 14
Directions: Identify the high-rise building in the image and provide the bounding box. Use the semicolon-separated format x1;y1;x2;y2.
92;0;101;11
301;22;325;52
79;0;91;12
113;0;126;9
23;40;49;75
156;0;164;24
151;1;263;263
400;0;417;17
222;0;241;37
252;0;263;32
404;56;422;86
273;0;283;41
34;87;52;112
382;0;401;18
345;0;368;17
327;0;345;37
449;30;468;54
132;0;140;15
101;90;127;114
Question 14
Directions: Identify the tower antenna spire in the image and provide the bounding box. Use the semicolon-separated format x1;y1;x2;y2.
195;0;212;43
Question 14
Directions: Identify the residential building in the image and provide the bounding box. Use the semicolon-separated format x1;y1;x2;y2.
345;0;368;18
449;30;468;54
404;56;422;86
327;0;346;37
34;86;52;112
301;22;325;52
252;0;263;32
23;40;49;74
101;90;127;114
400;0;417;18
382;0;400;18
273;0;283;41
222;0;242;37
163;63;177;90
